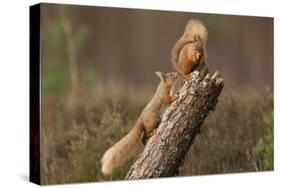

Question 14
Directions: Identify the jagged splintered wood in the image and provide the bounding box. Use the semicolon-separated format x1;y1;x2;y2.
126;71;224;179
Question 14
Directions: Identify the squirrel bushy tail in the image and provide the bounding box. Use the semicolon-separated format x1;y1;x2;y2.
183;19;208;43
101;120;143;175
171;19;208;71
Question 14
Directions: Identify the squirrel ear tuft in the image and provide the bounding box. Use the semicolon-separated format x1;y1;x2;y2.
155;71;165;81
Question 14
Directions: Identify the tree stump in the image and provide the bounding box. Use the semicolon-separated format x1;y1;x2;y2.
126;71;224;179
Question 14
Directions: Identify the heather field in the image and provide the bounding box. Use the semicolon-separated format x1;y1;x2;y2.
41;88;273;184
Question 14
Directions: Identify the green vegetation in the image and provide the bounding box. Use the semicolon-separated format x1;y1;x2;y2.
255;111;273;170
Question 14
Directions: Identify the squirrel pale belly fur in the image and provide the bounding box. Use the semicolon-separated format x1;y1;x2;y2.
101;71;178;175
171;19;208;80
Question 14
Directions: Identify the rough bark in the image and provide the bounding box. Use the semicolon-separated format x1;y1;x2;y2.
126;71;224;179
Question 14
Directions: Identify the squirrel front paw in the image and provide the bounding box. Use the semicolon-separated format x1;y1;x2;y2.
170;96;177;103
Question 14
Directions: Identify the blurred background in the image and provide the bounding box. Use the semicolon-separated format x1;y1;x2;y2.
40;3;273;184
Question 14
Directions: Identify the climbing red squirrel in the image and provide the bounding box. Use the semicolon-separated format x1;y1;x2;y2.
101;71;178;175
171;19;208;80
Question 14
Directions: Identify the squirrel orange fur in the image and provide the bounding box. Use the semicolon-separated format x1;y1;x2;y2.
171;19;208;80
101;71;178;175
